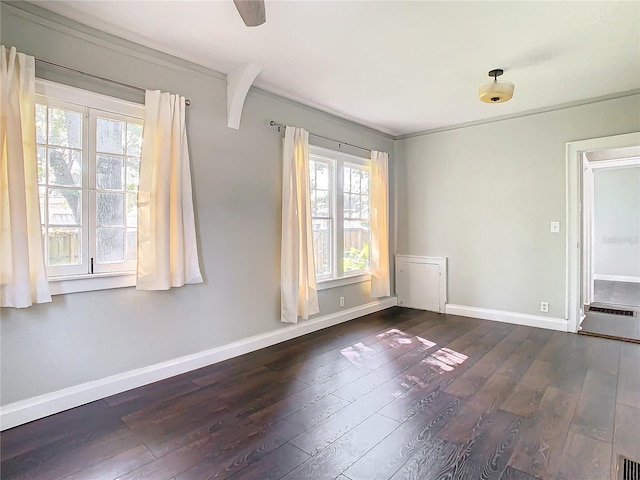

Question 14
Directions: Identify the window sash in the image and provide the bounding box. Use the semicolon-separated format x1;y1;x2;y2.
89;109;142;274
35;80;144;280
36;97;89;277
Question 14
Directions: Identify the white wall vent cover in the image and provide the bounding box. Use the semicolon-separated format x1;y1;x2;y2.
395;255;447;313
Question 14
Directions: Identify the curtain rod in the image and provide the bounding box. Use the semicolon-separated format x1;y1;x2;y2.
34;58;191;106
269;121;372;154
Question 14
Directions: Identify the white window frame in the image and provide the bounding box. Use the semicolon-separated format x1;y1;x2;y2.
309;145;372;290
35;79;144;295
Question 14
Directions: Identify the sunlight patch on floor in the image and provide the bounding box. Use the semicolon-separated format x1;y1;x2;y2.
422;347;468;373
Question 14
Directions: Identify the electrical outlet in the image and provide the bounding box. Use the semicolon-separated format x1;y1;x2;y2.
540;301;549;313
339;296;345;307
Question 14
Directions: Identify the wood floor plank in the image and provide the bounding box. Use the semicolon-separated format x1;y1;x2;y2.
60;444;155;480
500;466;541;480
578;334;621;376
345;392;461;480
2;424;142;480
223;442;309;480
501;361;555;418
569;369;617;443
468;412;523;480
438;373;517;445
387;437;457;480
281;414;398;480
496;330;552;380
445;326;531;398
547;347;589;394
377;322;515;423
508;386;579;480
0;400;114;461
171;396;351;480
289;381;407;455
617;350;640;408
613;403;640;463
556;431;612;480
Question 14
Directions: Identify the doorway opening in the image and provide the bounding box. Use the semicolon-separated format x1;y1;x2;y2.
566;132;640;338
581;150;640;341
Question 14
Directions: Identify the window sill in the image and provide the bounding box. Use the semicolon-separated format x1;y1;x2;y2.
49;272;136;295
317;273;371;291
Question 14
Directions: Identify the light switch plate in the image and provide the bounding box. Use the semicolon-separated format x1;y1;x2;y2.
550;221;560;233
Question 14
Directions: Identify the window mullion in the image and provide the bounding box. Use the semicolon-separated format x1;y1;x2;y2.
87;107;96;274
336;159;344;278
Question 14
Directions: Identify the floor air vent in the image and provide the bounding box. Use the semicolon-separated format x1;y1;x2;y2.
589;306;635;317
619;455;640;480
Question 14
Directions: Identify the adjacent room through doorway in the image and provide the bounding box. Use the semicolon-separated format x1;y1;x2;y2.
580;146;640;342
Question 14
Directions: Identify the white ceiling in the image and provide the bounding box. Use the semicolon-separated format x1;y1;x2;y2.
33;1;640;136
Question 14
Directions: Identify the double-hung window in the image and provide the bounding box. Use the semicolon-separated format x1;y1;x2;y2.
35;80;144;292
309;146;371;285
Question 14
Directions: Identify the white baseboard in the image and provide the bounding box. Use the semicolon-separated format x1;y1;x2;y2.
0;297;397;431
593;274;640;284
445;304;568;332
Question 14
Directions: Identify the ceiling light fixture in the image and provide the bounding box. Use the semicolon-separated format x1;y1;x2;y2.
478;69;514;103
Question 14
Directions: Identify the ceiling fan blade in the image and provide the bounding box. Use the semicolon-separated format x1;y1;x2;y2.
233;0;266;27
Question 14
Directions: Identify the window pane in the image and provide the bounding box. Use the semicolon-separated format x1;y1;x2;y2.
126;123;143;157
37;146;46;184
126;158;140;191
351;169;361;193
48;148;82;186
344;167;351;192
309;161;316;190
316;162;329;190
97;192;124;226
346;194;361;219
48;108;82;148
126;193;137;227
39;186;46;224
96;155;124;190
126;229;137;262
47;227;81;265
361;171;369;194
315;190;329;217
36;104;47;144
312;219;332;277
361;195;370;219
344;220;370;273
97;117;125;154
97;228;125;263
48;188;81;225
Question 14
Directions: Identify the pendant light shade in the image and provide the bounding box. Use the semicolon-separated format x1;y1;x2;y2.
478;69;514;103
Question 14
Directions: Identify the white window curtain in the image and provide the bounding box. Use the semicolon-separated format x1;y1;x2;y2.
281;126;319;323
0;46;51;308
370;150;390;298
136;90;203;290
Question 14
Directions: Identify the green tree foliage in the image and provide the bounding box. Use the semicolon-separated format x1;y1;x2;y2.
343;242;369;272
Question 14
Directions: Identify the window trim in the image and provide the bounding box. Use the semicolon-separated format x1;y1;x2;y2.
309;145;372;287
35;79;144;295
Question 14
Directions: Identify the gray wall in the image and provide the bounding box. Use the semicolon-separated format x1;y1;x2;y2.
395;95;640;319
0;3;395;405
594;166;640;278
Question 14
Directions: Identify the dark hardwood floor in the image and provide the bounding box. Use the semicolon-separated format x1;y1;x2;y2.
2;307;638;480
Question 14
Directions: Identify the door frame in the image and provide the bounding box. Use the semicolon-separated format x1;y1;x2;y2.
566;132;640;333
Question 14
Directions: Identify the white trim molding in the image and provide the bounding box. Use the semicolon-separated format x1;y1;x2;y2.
566;132;640;333
593;274;640;284
0;297;397;431
445;304;568;332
